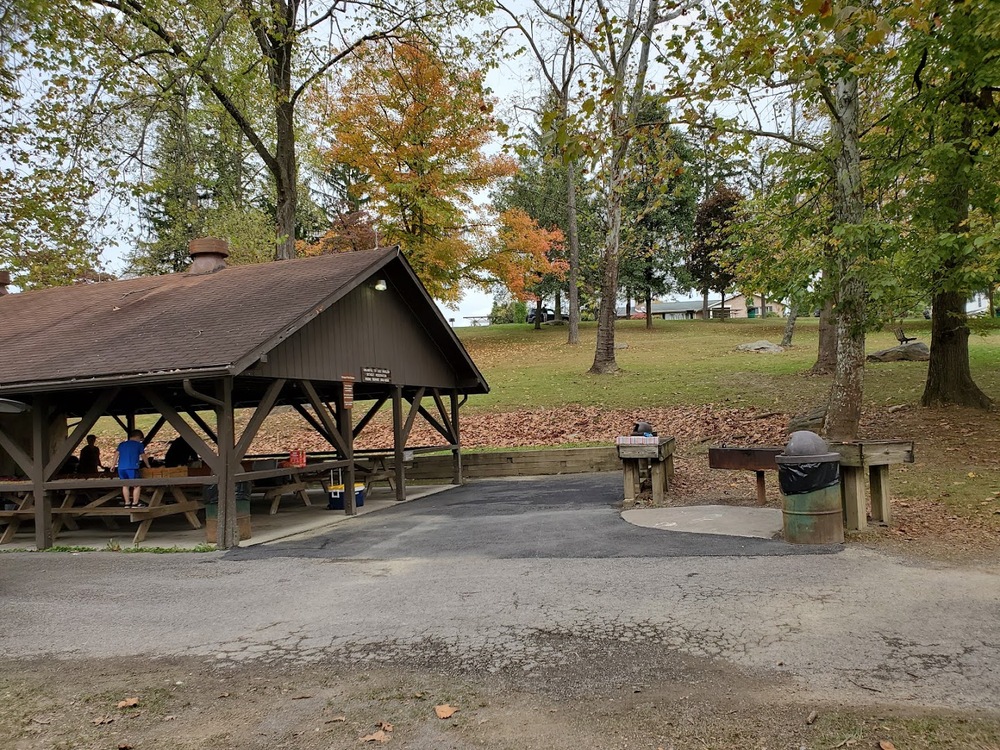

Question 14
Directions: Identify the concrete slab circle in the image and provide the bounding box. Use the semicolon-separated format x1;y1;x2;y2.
622;505;783;540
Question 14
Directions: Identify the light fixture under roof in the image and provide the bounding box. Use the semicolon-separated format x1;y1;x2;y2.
374;279;387;291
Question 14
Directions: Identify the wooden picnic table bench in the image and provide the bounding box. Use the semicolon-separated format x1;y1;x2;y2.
707;446;784;504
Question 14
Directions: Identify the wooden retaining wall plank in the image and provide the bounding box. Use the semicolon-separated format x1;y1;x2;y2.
401;447;620;480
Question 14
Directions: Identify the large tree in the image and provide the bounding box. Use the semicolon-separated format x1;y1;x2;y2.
886;0;999;408
690;184;741;316
72;0;473;262
319;37;515;301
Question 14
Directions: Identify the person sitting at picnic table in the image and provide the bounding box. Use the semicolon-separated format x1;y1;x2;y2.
112;429;151;508
164;436;197;468
77;434;104;474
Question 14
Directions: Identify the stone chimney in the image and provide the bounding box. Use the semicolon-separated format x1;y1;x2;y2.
188;237;229;274
0;270;10;296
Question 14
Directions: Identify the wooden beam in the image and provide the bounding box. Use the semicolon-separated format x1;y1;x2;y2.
450;391;462;485
353;394;389;439
32;395;53;549
44;387;119;480
140;387;222;475
111;414;129;434
416;404;452;444
400;387;426;445
393;386;406;501
0;422;33;477
144;416;167;445
432;389;457;444
337;381;356;515
215;377;239;549
186;409;218;444
300;380;350;457
235;379;285;460
292;402;337;446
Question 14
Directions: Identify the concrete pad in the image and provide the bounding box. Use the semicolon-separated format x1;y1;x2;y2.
622;505;783;540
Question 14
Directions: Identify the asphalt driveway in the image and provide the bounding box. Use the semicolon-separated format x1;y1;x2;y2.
231;473;839;561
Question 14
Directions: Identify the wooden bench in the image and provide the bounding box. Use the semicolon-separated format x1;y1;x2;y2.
707;446;784;504
893;326;916;344
829;440;915;530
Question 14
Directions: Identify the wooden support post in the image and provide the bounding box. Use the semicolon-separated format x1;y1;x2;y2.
215;378;239;549
622;460;639;500
32;396;53;550
651;461;666;504
392;386;406;502
126;413;136;434
450;391;462;485
755;471;767;505
338;382;356;515
840;465;867;531
869;465;891;525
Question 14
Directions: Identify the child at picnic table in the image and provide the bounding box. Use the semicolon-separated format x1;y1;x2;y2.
112;429;151;508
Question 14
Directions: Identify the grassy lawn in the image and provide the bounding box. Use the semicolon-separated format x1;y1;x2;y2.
458;317;1000;413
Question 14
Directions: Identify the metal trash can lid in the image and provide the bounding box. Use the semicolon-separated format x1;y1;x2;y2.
776;430;840;464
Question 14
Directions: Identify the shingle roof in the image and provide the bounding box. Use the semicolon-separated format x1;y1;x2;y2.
0;248;399;390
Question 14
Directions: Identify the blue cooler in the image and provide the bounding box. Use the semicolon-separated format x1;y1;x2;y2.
328;482;365;510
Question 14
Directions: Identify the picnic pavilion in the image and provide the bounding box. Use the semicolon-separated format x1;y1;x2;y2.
0;240;488;549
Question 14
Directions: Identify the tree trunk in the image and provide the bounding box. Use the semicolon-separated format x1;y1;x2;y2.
555;289;562;323
719;289;726;320
822;69;866;441
534;298;543;330
920;110;992;409
811;299;837;373
274;98;298;260
589;161;624;374
645;286;652;330
566;160;582;345
625;295;632;319
780;305;798;347
922;290;992;407
701;288;709;319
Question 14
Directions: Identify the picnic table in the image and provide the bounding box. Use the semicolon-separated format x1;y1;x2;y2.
0;476;208;545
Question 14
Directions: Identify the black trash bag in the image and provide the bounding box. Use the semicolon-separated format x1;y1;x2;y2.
777;461;839;495
203;481;252;504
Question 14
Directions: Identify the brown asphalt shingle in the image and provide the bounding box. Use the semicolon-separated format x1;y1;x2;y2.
0;248;396;389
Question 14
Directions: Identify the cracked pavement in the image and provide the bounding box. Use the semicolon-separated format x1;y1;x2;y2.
2;473;998;711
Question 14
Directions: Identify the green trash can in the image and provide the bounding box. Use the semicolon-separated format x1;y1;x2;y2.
776;431;843;544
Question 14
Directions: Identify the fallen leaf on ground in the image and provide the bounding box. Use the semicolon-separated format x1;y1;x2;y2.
327;716;347;723
434;704;458;719
379;721;394;732
292;695;312;700
806;710;818;725
163;715;177;721
117;697;140;709
218;692;231;698
31;717;51;725
359;729;389;743
878;742;896;750
92;715;114;726
118;744;133;750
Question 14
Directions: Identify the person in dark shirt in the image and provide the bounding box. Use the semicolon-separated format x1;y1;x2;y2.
164;437;197;468
78;434;104;474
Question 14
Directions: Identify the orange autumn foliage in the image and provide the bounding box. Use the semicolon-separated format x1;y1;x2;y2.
484;209;567;300
317;38;515;301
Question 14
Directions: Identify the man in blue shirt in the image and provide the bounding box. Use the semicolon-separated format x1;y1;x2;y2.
112;430;151;508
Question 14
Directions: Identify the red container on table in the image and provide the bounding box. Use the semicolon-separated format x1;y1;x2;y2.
289;449;307;468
